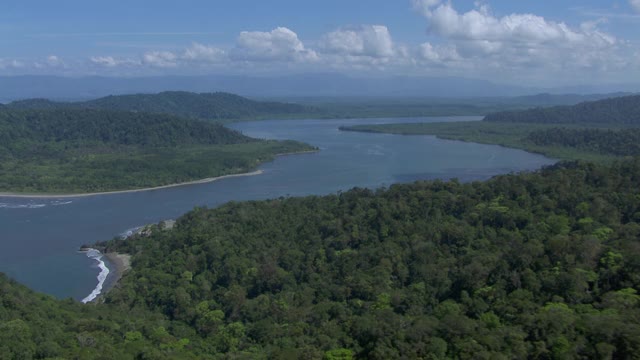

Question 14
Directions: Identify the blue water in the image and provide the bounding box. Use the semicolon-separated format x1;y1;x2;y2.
0;117;556;300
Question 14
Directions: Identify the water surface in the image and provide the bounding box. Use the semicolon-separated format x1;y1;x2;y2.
0;117;555;299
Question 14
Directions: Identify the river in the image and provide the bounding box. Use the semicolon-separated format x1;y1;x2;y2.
0;117;555;300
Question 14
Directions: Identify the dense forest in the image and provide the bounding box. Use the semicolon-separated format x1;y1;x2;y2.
0;108;313;193
0;108;252;149
340;94;640;162
6;91;322;122
484;95;640;124
340;122;619;162
526;128;640;157
1;159;640;358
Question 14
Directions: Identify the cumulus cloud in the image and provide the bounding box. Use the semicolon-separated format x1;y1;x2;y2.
631;0;640;13
419;42;461;63
142;51;178;67
321;25;395;58
412;0;444;17
412;0;623;77
421;1;615;47
233;27;317;62
33;55;65;69
183;43;226;63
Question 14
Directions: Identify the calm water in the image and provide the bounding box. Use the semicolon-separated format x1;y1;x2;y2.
0;117;556;299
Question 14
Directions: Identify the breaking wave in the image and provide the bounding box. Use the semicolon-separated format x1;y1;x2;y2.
81;249;109;304
0;199;73;209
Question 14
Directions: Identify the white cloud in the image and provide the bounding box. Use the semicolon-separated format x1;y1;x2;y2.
90;56;120;67
411;1;624;78
422;2;616;47
142;51;178;67
412;0;443;17
0;59;24;69
233;27;317;62
183;43;226;63
631;0;640;13
419;42;461;63
46;55;62;66
90;56;139;68
321;25;395;58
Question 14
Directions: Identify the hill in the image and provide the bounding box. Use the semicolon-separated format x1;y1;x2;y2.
0;108;313;193
2;159;640;358
6;91;321;122
484;95;640;124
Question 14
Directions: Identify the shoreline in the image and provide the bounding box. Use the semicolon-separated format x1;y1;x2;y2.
100;252;131;297
0;169;264;199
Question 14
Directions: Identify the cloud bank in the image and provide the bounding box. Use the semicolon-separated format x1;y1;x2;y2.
2;1;638;86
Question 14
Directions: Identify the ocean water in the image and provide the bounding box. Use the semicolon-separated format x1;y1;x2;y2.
0;117;556;300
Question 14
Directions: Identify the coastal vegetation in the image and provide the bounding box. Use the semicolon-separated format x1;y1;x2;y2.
484;95;640;124
0;108;314;193
2;159;640;358
340;95;640;162
299;93;630;119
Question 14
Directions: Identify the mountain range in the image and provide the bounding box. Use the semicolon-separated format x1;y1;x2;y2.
3;74;637;102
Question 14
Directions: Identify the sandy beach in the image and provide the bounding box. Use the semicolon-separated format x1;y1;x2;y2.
0;169;263;199
102;252;132;293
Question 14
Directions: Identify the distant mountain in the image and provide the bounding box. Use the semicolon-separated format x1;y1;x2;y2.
6;91;320;121
0;74;535;101
484;95;640;124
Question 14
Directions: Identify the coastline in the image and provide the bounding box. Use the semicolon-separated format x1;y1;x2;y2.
100;252;132;296
0;169;264;199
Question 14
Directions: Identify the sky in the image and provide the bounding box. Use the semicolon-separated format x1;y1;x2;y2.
1;0;640;86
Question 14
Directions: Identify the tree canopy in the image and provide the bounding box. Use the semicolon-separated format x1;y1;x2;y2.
484;95;640;124
0;108;313;193
3;159;640;358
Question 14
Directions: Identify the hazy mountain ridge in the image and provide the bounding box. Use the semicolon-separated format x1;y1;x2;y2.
5;91;320;121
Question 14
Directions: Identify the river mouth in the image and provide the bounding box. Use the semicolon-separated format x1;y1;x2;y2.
0;116;556;300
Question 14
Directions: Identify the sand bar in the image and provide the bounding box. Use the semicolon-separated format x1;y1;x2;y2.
0;170;263;199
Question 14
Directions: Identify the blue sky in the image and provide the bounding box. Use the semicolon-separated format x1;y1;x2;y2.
1;0;640;86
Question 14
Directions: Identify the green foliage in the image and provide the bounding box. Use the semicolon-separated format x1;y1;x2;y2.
93;158;640;358
484;95;640;124
340;121;621;162
0;107;314;193
4;159;640;358
526;127;640;156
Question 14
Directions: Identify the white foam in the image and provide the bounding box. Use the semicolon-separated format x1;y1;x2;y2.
0;202;47;209
81;249;110;304
120;226;143;239
52;200;73;206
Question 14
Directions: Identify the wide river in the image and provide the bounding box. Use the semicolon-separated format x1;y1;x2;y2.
0;117;555;300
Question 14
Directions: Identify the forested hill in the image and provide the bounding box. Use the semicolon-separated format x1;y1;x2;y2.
0;108;252;149
1;159;640;358
484;95;640;124
6;91;321;121
0;108;313;193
